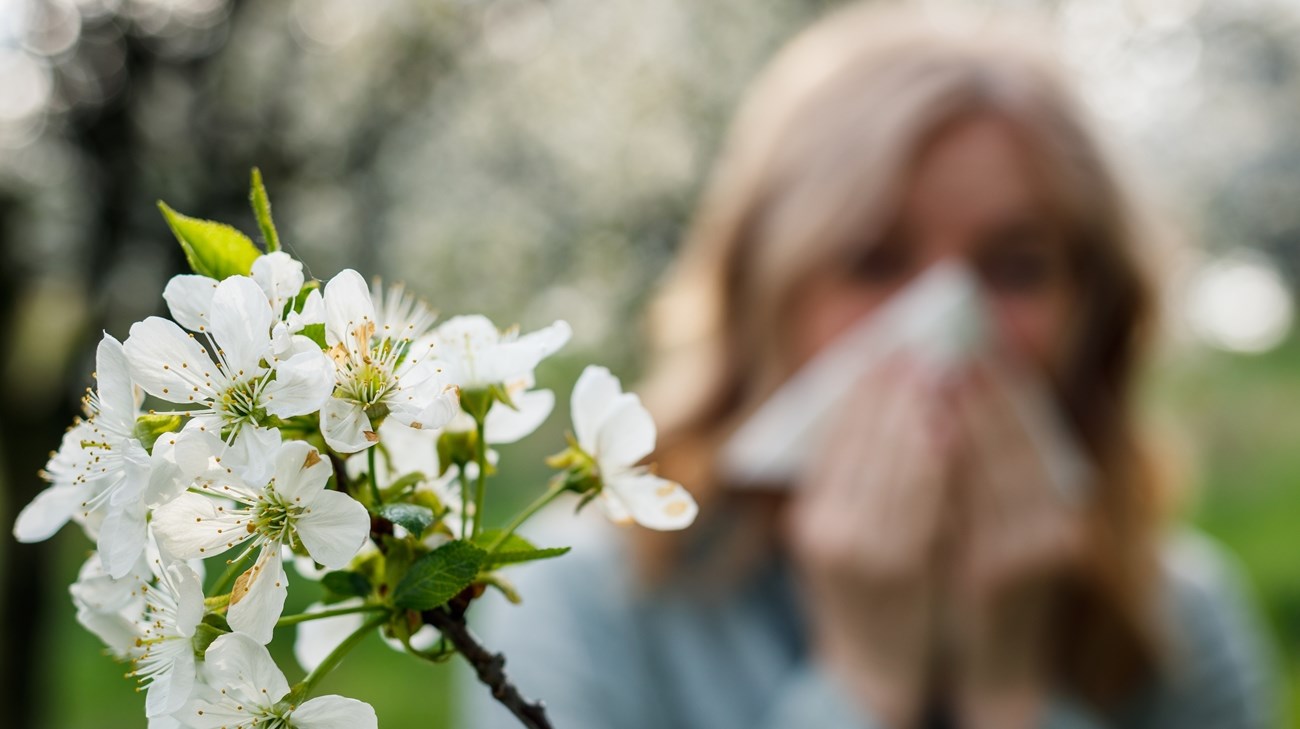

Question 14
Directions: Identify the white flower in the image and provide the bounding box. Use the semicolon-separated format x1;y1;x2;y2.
570;366;697;530
127;274;335;484
151;433;370;643
186;632;377;729
15;334;185;577
433;314;570;392
132;560;205;718
69;544;205;717
320;269;459;453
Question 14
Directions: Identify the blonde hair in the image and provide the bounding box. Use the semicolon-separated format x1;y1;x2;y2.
640;1;1170;705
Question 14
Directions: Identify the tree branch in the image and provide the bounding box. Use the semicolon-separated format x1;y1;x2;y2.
423;594;553;729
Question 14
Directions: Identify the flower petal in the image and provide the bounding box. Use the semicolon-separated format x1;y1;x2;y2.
251;251;305;316
262;350;334;419
145;648;195;717
98;505;149;578
605;472;698;531
272;440;333;505
208;276;275;378
570;365;622;452
323;269;376;349
202;631;290;704
94;334;139;434
125;317;220;403
151;493;252;561
13;482;87;542
229;425;282;487
291;695;378;729
295;490;369;570
163;274;218;333
321;397;375;454
595;393;656;467
485;388;553;444
226;548;289;645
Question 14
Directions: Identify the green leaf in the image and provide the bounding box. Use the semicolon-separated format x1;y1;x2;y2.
321;570;372;599
378;503;435;536
133;413;184;452
392;541;485;610
249;168;281;253
158;202;260;280
474;530;571;568
300;323;327;349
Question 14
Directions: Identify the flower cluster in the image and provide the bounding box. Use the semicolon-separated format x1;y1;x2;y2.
12;171;696;728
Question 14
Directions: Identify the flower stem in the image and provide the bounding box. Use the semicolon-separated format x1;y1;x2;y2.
293;612;388;700
458;466;469;539
471;418;488;538
275;603;388;628
486;479;568;553
367;445;382;507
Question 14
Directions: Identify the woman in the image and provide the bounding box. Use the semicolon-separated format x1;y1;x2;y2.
469;4;1277;728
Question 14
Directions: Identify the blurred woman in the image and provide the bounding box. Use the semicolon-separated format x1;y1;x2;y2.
469;3;1277;727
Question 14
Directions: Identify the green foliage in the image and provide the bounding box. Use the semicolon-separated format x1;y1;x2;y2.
322;570;372;600
378;503;435;536
474;530;570;568
300;323;328;349
157;202;261;280
392;540;485;611
249;168;281;253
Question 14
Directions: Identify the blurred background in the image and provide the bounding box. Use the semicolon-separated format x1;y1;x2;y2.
0;0;1298;726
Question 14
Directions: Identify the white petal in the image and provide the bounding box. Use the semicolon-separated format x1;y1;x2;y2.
595;393;657;467
570;365;623;452
13;483;86;542
146;648;196;717
94;334;139;434
98;505;148;578
272;440;333;505
228;425;282;486
262;350;334;418
251;251;305;316
163;274;218;333
605;472;698;530
125;317;220;403
294;599;365;673
168;563;206;637
295;490;370;570
75;606;139;657
323;269;375;349
226;548;288;645
208;276;275;378
202;632;290;704
151;493;252;561
288;289;325;330
321;397;375;454
144;436;187;509
291;695;378;729
485;388;553;444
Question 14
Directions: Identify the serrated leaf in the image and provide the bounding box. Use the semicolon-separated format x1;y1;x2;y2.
158;202;261;280
482;546;571;568
393;541;485;611
249;168;281;252
321;570;371;599
378;502;434;536
474;530;571;568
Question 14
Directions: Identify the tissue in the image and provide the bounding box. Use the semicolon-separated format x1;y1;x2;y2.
719;261;1089;503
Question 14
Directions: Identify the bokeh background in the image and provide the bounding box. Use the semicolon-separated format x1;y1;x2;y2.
1;0;1298;726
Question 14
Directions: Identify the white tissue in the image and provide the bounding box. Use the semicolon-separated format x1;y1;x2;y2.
719;261;1090;503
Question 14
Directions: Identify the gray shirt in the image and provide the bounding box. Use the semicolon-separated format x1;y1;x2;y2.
463;513;1279;728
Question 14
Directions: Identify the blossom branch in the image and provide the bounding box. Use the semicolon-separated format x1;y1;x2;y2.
423;594;552;729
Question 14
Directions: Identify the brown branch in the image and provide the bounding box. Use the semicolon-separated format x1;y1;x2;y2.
423;594;553;729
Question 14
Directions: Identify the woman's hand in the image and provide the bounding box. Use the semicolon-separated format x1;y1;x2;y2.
945;355;1085;729
784;357;954;729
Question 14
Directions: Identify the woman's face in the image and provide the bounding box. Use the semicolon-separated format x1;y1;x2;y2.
789;114;1078;376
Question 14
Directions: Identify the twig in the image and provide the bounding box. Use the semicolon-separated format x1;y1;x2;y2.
423;594;552;729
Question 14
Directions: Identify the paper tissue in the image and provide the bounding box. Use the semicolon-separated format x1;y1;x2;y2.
719;261;1090;503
